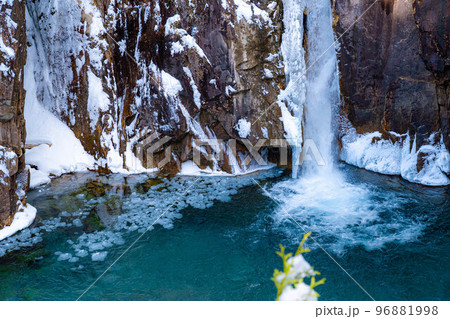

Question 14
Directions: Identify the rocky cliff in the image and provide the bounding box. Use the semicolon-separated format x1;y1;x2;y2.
25;0;288;178
0;0;28;228
335;0;450;185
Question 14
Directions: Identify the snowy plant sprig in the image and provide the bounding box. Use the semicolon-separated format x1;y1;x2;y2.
272;232;325;301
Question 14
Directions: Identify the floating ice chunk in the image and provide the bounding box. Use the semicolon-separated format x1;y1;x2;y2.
76;250;89;258
88;242;103;251
73;219;83;227
71;265;84;271
59;211;71;218
91;251;107;262
68;257;79;263
57;253;72;261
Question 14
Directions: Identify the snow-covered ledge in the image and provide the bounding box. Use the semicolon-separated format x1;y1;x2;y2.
340;128;450;186
0;204;37;242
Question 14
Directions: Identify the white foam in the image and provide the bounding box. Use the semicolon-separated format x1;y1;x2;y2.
268;173;426;253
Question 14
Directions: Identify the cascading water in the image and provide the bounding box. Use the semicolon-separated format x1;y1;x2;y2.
280;0;339;178
301;0;340;177
271;0;428;254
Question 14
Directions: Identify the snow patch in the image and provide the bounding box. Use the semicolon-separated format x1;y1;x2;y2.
0;204;37;242
341;131;402;175
234;118;251;138
341;129;450;186
183;67;202;109
24;33;95;188
87;70;110;130
165;15;211;64
233;0;271;25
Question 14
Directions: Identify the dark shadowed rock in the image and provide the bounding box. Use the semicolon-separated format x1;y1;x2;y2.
334;0;449;171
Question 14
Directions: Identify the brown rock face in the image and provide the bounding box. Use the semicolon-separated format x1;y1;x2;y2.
27;0;287;174
334;0;449;153
0;0;28;228
413;0;450;151
111;0;287;172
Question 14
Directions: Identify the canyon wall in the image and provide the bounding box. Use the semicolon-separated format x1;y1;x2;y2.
335;0;450;185
25;0;288;178
0;0;28;228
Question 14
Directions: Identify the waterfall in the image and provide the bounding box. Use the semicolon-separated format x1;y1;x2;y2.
281;0;340;178
268;0;432;263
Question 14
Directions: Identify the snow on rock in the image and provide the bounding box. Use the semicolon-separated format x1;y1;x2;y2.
234;118;251;138
341;128;450;186
28;167;50;188
180;160;233;176
0;203;37;242
183;67;202;109
261;127;269;139
401;134;450;186
0;0;17;77
233;0;271;26
87;70;110;130
0;146;16;185
24;34;95;188
341;130;402;175
181;160;214;176
165;14;211;64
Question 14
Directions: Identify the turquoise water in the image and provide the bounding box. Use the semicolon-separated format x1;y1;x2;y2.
0;165;449;300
